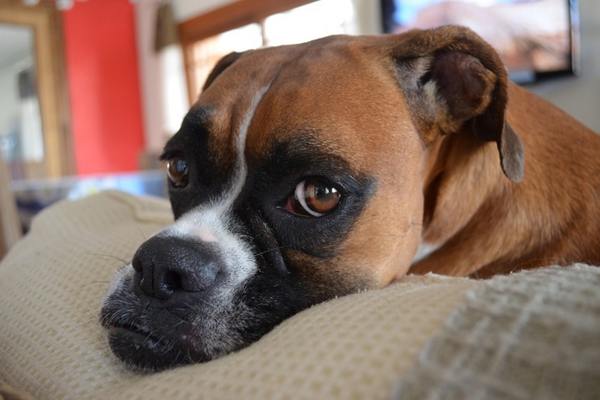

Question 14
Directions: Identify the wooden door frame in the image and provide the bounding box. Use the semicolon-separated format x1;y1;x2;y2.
178;0;314;103
0;152;21;260
0;0;74;178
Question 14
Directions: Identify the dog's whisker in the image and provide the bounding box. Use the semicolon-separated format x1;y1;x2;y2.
185;297;216;311
81;315;104;326
174;350;183;364
172;320;186;330
134;224;150;242
186;347;194;363
86;251;131;265
253;245;288;258
81;280;111;288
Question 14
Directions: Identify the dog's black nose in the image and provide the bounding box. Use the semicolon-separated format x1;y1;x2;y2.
131;236;220;300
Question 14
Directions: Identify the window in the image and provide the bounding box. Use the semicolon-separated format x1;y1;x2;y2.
189;23;263;98
180;0;357;101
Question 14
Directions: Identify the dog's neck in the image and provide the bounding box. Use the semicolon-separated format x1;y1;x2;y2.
411;84;600;277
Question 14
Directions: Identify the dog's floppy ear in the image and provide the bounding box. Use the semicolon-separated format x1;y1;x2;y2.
389;26;524;182
202;51;246;92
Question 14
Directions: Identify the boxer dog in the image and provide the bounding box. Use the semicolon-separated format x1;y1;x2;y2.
100;26;600;371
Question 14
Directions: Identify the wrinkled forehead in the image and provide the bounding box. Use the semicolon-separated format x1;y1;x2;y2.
190;46;300;169
242;38;417;176
166;35;417;181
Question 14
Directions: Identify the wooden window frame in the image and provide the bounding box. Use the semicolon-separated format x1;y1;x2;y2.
178;0;314;103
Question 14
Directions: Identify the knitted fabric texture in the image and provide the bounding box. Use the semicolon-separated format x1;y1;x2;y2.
0;191;475;400
395;264;600;400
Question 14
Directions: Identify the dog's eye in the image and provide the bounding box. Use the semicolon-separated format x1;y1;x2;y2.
166;158;189;188
283;178;341;217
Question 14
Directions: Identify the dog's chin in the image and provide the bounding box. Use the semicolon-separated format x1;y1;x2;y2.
107;323;211;372
100;276;242;372
101;297;248;372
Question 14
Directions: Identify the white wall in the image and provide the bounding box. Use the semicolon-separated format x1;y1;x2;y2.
172;0;234;21
137;0;235;152
352;0;382;34
135;0;164;154
0;26;33;144
136;0;195;155
0;64;20;138
0;57;33;140
530;0;600;132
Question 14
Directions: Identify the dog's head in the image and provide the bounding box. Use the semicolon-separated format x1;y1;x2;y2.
100;26;523;371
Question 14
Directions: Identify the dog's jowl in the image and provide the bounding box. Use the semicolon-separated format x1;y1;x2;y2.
101;26;600;371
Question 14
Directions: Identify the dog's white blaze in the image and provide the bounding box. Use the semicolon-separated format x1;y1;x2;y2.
224;85;271;210
104;86;271;302
195;227;217;243
161;85;272;293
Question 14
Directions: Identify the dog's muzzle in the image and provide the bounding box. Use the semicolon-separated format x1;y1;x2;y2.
100;233;250;371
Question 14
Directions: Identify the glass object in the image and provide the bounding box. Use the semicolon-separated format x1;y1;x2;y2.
0;24;44;179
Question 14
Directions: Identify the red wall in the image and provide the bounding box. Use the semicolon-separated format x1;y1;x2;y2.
62;0;145;175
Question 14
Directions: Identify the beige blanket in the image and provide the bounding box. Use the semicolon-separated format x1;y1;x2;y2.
395;265;600;400
0;191;597;399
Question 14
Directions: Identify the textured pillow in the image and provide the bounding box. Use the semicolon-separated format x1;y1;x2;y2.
395;264;600;400
0;191;476;400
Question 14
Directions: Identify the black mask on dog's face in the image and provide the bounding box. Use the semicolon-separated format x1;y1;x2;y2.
100;99;375;371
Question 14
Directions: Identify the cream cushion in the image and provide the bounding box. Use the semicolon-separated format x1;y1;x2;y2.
0;191;477;400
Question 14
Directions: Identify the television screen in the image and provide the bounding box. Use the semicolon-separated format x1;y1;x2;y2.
381;0;580;83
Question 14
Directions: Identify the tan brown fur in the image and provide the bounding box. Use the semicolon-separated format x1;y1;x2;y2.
412;84;600;277
198;26;600;289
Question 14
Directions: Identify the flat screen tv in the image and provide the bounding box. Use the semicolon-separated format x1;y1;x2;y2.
381;0;580;83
